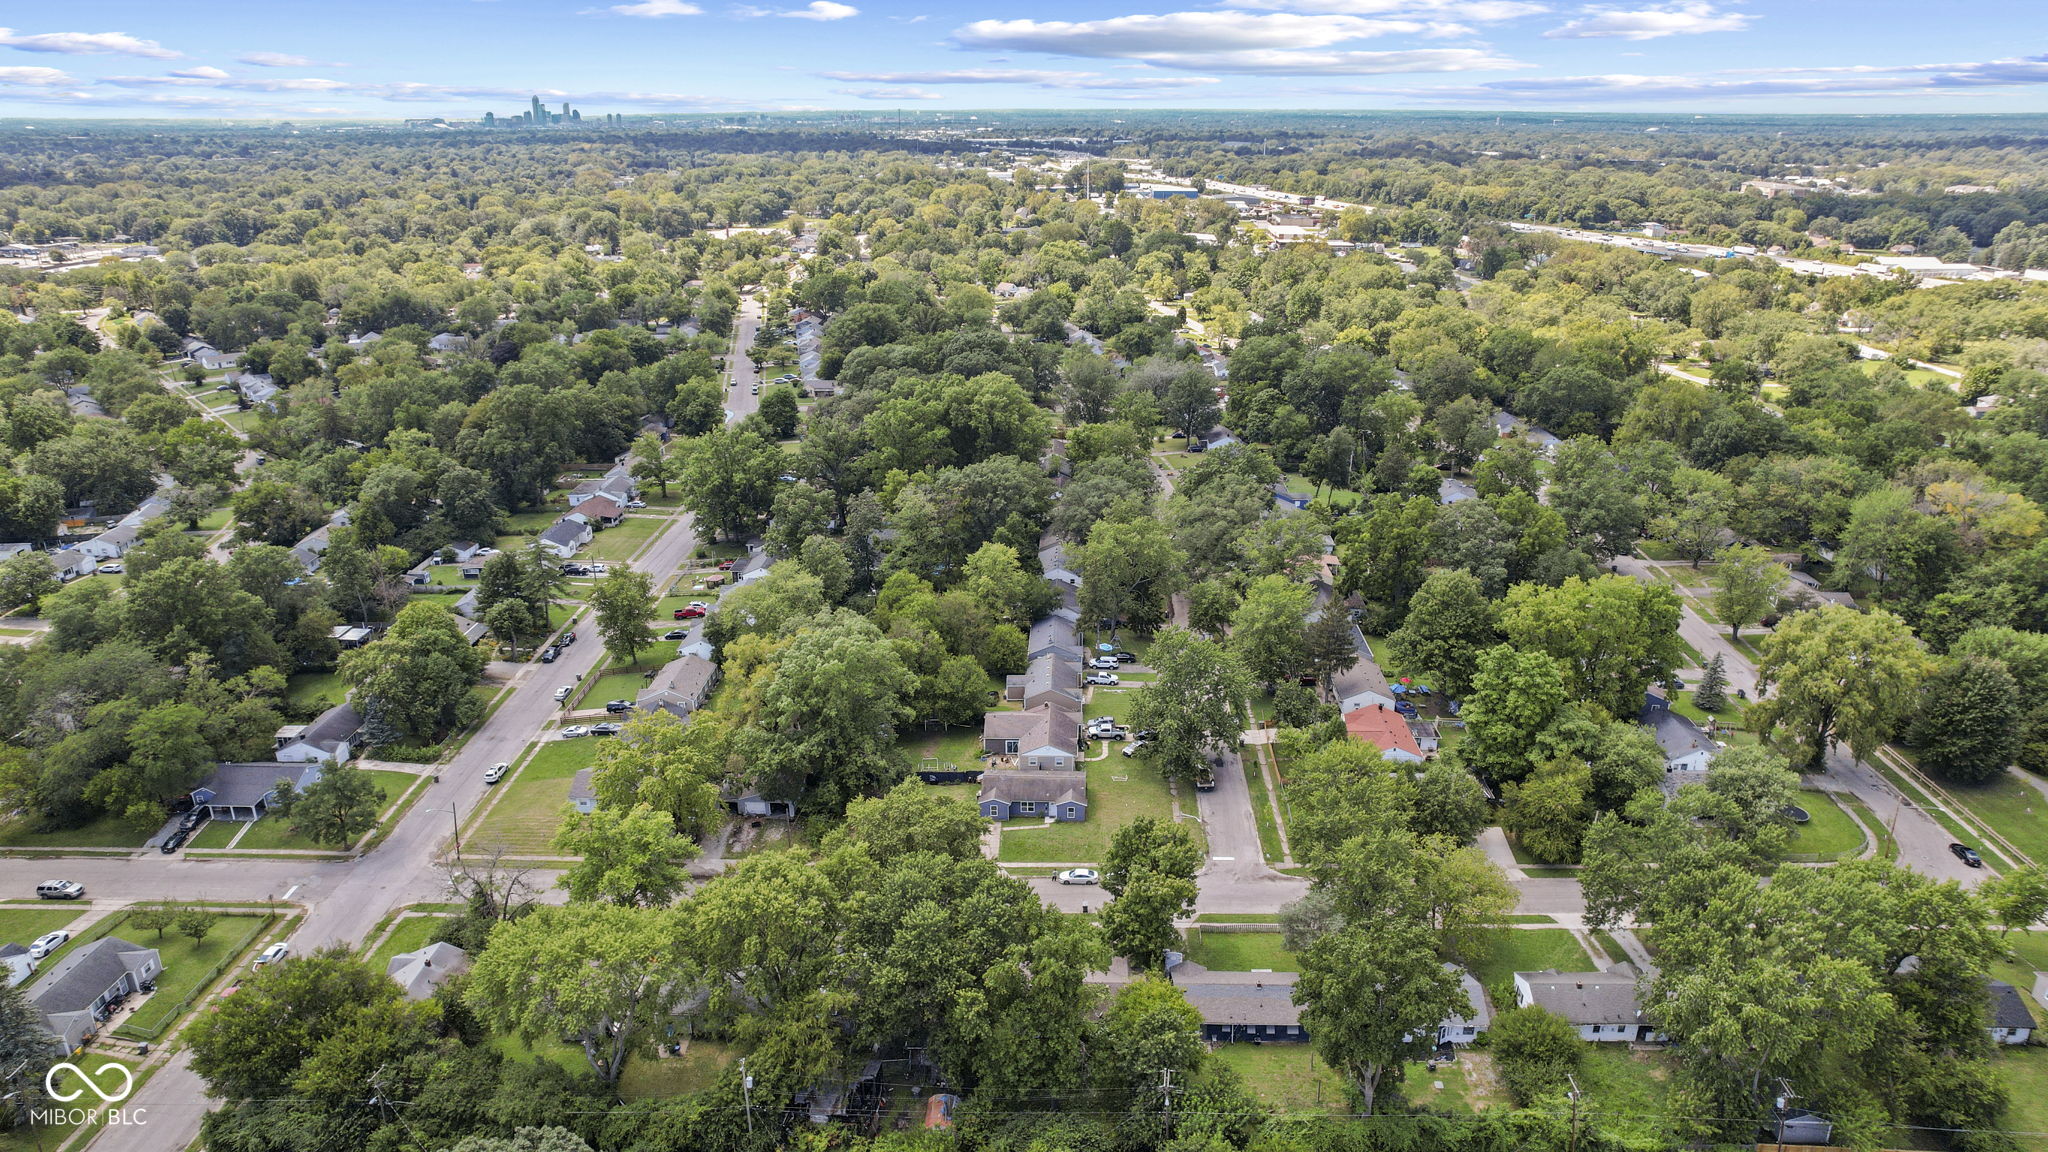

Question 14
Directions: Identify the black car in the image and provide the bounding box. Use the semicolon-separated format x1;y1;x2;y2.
1951;842;1984;868
1114;651;1138;663
590;722;623;736
160;828;188;854
605;699;634;713
179;810;208;833
662;628;689;640
561;564;588;576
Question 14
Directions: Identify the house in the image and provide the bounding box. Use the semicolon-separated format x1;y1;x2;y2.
576;494;626;527
191;761;324;821
1344;704;1425;763
291;509;351;573
193;346;241;372
1438;968;1492;1046
1179;972;1306;1044
0;542;32;561
44;549;97;582
981;703;1081;770
1512;964;1660;1042
1027;609;1082;662
235;371;279;406
443;541;485;563
1988;979;2036;1044
636;652;720;719
1408;721;1441;755
1038;542;1081;589
346;331;383;350
566;471;634;509
1200;425;1240;451
330;625;373;649
978;770;1086;822
1640;222;1668;238
274;703;361;764
725;787;795;819
568;768;598;815
1011;653;1084;713
386;942;470;1000
78;491;172;560
27;937;161;1055
453;587;481;619
538;517;592;559
1;942;35;987
426;333;470;354
1338;689;1397;714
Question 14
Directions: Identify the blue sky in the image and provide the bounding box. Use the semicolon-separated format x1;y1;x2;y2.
0;1;2043;117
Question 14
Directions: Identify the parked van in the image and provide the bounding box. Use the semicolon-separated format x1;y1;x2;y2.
36;880;85;900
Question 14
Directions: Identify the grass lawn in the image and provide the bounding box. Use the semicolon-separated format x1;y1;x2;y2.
0;811;146;850
503;508;559;533
996;757;1182;865
0;907;90;947
187;818;241;849
1211;1044;1349;1113
427;564;477;586
0;1052;143;1152
110;913;269;1041
1575;1045;1677;1128
620;1040;738;1099
470;739;600;855
1939;773;2048;868
576;641;681;707
1666;692;1747;729
1183;929;1297;971
287;669;347;713
1782;790;1865;861
489;1031;590;1076
1243;746;1285;863
1471;928;1594;1003
1837;792;1899;861
232;770;417;851
900;723;986;770
1998;1047;2048;1149
366;913;452;971
584;516;666;563
195;506;232;531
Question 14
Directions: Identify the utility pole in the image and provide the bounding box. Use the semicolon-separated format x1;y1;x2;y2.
1566;1073;1582;1152
1160;1068;1174;1139
741;1058;755;1134
1774;1079;1797;1152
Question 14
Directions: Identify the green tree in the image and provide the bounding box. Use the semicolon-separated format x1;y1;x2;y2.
1489;1004;1582;1106
0;979;57;1123
1693;653;1728;712
553;802;698;907
291;763;384;847
1910;654;2021;784
464;903;685;1085
0;551;57;612
1102;870;1197;971
677;424;779;542
1335;494;1436;631
1128;628;1253;785
1454;644;1573;787
1293;921;1466;1115
340;601;486;740
1499;575;1684;721
1101;815;1204;897
1076;517;1186;632
1710;544;1788;642
129;902;178;942
1386;569;1497;699
587;567;656;668
1980;866;2048;936
1752;605;1932;771
1502;759;1592;863
176;907;219;946
741;609;914;814
824;779;988;861
1228;574;1313;691
627;431;675;497
757;384;801;439
186;947;404;1101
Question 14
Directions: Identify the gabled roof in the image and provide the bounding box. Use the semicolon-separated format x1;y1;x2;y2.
539;519;588;549
982;703;1079;755
638;653;718;712
979;770;1084;806
28;937;157;1016
1344;704;1424;760
292;703;360;754
1989;979;2037;1030
577;495;624;520
196;762;322;808
1516;964;1644;1026
387;941;470;1000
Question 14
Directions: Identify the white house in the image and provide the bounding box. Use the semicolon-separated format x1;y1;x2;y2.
538;517;592;559
273;702;361;764
1513;964;1661;1043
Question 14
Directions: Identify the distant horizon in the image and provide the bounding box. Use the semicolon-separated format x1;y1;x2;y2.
0;2;2041;118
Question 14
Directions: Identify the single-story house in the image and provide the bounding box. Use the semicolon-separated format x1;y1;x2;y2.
386;941;470;1000
1;942;35;987
1988;978;2036;1044
45;549;97;582
456;619;489;646
0;542;32;561
28;936;161;1055
1338;689;1397;714
1200;425;1239;451
426;333;470;354
78;522;140;561
568;768;598;815
290;510;351;573
1181;975;1305;1044
1027;609;1081;661
1439;967;1492;1047
1010;653;1084;713
981;703;1081;770
1408;721;1441;754
194;347;241;372
636;652;720;719
235;372;279;406
1038;543;1081;589
443;541;485;563
1513;964;1661;1043
566;474;633;510
576;494;626;527
453;587;481;619
192;761;324;822
330;624;373;649
1344;704;1425;763
274;702;361;764
538;517;592;559
725;787;795;819
978;769;1086;822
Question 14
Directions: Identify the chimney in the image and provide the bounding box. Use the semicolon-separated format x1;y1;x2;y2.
1576;982;1585;989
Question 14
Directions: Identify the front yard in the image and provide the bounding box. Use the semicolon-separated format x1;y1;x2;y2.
231;769;422;852
995;756;1184;865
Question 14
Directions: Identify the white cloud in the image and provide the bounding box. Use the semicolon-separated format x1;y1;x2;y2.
170;65;232;79
1543;2;1749;40
1151;47;1516;73
831;85;942;99
820;67;1220;88
0;28;179;58
784;1;858;19
953;11;1464;57
1226;0;1546;20
593;0;704;16
0;66;73;86
1327;56;2048;102
238;52;342;68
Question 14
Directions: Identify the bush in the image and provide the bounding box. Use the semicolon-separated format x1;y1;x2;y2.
1490;1004;1582;1106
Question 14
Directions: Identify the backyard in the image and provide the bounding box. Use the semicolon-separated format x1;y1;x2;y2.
995;756;1184;865
1470;928;1596;1002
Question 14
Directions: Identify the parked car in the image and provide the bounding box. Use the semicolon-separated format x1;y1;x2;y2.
553;685;572;702
625;500;647;509
539;647;559;663
1121;741;1145;758
1089;656;1121;670
483;762;509;784
559;725;590;739
662;628;690;640
1113;651;1138;663
674;606;706;619
97;562;124;575
35;880;84;900
29;931;69;960
587;564;608;575
160;828;188;854
605;699;634;714
716;560;737;571
254;943;290;966
1951;842;1984;868
1084;672;1119;686
1194;768;1218;793
178;809;208;833
1055;868;1100;885
561;564;588;576
559;630;576;646
590;722;623;736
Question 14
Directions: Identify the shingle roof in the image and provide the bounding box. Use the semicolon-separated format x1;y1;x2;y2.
1517;965;1644;1026
197;762;322;809
293;703;360;754
638;653;718;713
1182;982;1300;1027
1344;704;1424;760
1989;979;2037;1030
540;520;587;549
28;937;156;1017
979;770;1084;806
387;941;470;1000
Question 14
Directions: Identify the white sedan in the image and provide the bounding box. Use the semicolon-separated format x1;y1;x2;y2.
559;725;590;739
483;763;509;784
1055;869;1100;885
254;942;289;966
28;931;68;959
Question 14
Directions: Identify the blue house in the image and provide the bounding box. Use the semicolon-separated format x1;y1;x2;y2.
978;770;1086;822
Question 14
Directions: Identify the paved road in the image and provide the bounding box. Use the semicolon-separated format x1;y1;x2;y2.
1191;745;1308;913
725;295;765;425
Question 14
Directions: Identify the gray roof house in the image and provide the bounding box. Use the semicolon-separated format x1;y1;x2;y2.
636;653;720;719
1027;609;1082;662
978;769;1086;822
386;941;470;1000
538;517;592;559
290;509;351;573
273;702;361;764
980;703;1081;770
192;761;324;822
1038;543;1081;589
78;490;171;560
1;942;34;987
44;548;97;582
28;937;161;1055
1513;964;1661;1043
1013;653;1084;713
235;371;279;406
1988;978;2036;1044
